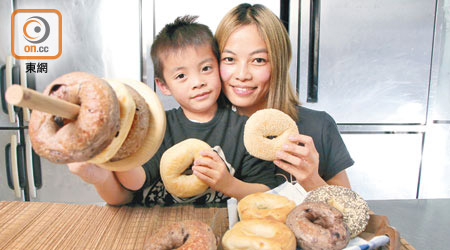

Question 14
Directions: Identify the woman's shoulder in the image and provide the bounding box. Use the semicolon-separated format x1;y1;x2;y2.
296;106;337;127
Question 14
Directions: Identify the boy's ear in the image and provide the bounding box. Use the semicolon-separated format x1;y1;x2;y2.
155;77;172;96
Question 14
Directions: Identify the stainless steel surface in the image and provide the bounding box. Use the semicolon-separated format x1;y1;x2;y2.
30;158;103;204
0;1;12;65
0;0;14;121
367;199;449;250
144;0;282;110
24;133;36;198
338;124;426;133
5;56;16;124
343;133;423;200
0;0;141;204
419;124;450;198
298;0;311;102
428;0;450;122
298;0;436;124
9;134;20;198
0;130;24;201
15;0;141;95
17;0;140;203
418;0;450;199
289;0;300;92
19;60;31;122
0;0;14;127
0;0;447;203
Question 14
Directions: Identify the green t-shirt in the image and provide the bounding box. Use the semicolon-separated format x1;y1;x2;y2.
135;107;278;206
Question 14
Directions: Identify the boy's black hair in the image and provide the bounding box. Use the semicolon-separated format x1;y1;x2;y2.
151;15;219;82
150;15;229;108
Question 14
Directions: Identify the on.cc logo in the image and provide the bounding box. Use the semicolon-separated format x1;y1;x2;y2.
23;16;50;44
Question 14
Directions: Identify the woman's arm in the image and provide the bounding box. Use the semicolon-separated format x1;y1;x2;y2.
326;170;351;188
274;133;352;191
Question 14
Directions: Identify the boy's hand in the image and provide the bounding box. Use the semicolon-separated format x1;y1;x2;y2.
192;149;234;194
67;162;111;185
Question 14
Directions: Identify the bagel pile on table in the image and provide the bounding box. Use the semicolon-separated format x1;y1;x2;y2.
27;72;166;171
222;186;370;250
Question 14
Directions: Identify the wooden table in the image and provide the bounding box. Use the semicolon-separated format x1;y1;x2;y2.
0;201;412;249
0;201;228;249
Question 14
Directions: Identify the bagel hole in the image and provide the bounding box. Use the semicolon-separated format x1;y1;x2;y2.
182;233;189;244
265;135;277;140
50;84;63;93
181;166;193;175
305;213;328;228
53;116;74;127
54;116;65;127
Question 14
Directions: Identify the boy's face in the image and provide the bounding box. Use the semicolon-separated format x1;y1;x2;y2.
156;44;221;122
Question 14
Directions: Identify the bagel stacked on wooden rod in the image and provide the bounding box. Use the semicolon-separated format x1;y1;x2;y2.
5;72;166;171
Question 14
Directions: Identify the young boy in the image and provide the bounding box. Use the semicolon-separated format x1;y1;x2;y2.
68;16;278;206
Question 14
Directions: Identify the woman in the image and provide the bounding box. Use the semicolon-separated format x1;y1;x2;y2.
215;3;353;191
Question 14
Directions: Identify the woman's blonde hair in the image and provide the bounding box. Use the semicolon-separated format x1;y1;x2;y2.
215;3;299;120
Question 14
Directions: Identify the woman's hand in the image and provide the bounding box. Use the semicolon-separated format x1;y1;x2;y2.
192;149;234;195
274;133;326;190
67;162;111;185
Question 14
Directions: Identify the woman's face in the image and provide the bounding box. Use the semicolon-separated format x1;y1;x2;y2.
220;24;272;116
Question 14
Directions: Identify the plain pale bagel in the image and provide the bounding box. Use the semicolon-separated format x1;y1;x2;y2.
160;138;210;198
244;109;298;161
222;219;296;250
96;79;166;172
238;192;296;223
88;79;136;164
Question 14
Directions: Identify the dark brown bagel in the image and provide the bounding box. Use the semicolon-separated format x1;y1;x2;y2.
144;220;217;250
286;202;350;250
110;85;150;161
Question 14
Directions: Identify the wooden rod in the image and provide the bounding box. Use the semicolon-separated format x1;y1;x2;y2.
5;84;80;120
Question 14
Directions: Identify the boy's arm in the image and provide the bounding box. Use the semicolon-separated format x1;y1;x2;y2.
67;162;133;205
192;150;273;200
115;166;146;191
223;178;270;200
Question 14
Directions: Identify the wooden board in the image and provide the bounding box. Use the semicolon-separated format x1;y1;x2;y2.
0;201;413;250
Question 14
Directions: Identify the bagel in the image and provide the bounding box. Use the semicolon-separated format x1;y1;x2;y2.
144;220;217;250
222;219;296;250
93;78;166;172
244;109;298;161
160;138;210;198
304;185;370;238
88;79;136;164
237;192;295;223
110;85;150;161
28;72;166;171
28;72;120;163
286;202;350;250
